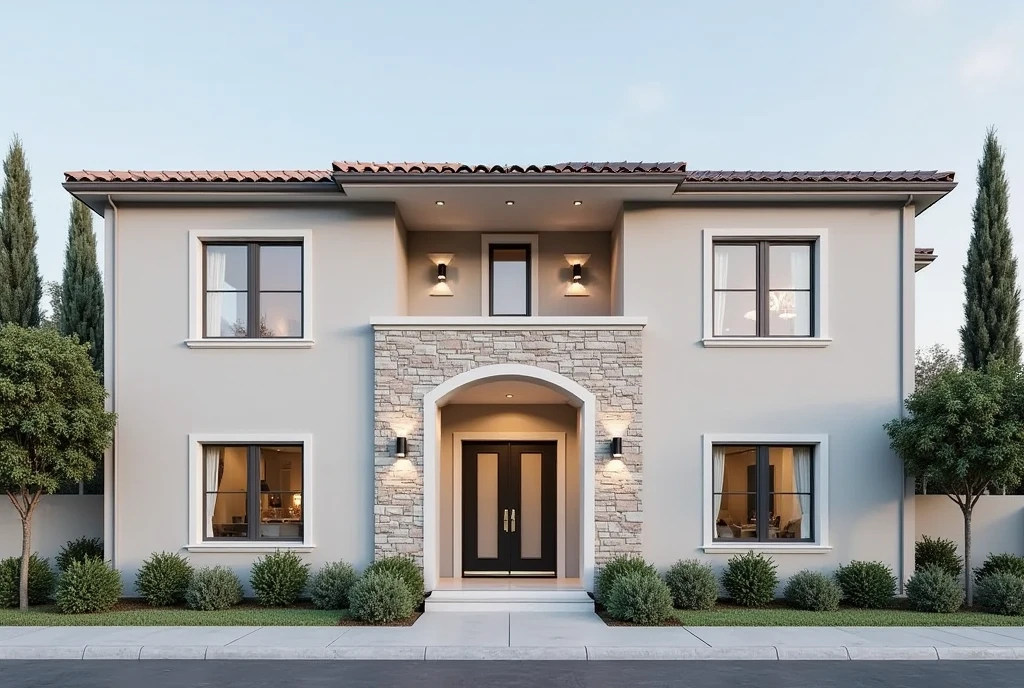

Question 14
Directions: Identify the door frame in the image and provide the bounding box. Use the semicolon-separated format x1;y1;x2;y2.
453;432;566;579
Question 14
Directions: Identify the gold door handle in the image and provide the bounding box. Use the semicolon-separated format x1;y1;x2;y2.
511;509;516;532
503;509;509;532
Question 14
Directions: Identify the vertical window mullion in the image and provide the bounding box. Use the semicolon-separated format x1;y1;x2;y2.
757;242;769;337
249;243;260;338
248;445;259;540
755;446;767;541
525;243;532;316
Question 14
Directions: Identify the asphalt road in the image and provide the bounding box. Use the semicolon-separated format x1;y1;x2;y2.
1;661;1023;687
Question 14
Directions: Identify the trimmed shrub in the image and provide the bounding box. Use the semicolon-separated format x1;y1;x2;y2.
975;572;1024;616
348;570;415;624
54;558;122;614
595;555;658;606
722;551;779;607
185;566;243;611
664;559;717;610
250;551;310;606
309;561;358;610
135;552;193;606
974;553;1024;585
55;537;103;573
915;536;962;578
0;554;56;607
835;561;897;608
363;556;423;602
784;570;841;612
906;567;964;613
606;570;673;625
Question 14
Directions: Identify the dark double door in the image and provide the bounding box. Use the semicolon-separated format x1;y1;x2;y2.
462;442;557;577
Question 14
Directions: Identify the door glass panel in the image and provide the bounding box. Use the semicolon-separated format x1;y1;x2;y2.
520;452;542;559
476;453;499;559
491;247;529;315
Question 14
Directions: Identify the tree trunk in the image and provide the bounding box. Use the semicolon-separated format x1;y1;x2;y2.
19;509;31;610
963;507;973;607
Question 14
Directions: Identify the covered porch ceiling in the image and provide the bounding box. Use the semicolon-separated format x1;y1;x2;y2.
444;379;578;406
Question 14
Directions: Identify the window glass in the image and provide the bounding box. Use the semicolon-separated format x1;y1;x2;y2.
768;245;811;289
713;244;756;289
205;445;248;539
259;245;302;291
768;291;811;336
207;245;248;291
713;292;757;336
206;293;248;337
712;446;756;539
259;446;304;540
259;293;302;337
491;246;529;316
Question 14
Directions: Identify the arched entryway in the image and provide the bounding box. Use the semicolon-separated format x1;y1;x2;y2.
422;364;596;593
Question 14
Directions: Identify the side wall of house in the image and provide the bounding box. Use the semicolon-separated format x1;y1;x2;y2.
110;203;401;592
623;203;908;581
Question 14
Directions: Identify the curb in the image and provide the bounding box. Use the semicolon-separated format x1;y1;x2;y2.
1;645;1024;660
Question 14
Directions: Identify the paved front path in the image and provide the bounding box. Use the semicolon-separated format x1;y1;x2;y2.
3;612;1024;660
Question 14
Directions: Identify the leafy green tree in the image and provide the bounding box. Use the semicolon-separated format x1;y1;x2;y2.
0;137;42;327
961;127;1020;369
60;200;103;373
40;281;62;332
0;325;115;609
916;344;961;390
886;364;1024;605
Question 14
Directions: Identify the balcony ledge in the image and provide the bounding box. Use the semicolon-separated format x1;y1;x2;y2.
371;316;647;331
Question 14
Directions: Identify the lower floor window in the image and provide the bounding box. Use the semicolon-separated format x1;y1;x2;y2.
712;444;813;542
203;444;304;541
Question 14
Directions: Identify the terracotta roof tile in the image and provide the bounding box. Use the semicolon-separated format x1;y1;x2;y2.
915;247;936;255
681;170;955;183
331;161;689;174
63;170;333;183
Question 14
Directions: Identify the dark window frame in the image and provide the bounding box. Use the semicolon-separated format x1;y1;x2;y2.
202;443;304;542
488;243;532;316
202;241;304;339
712;240;815;337
712;444;815;543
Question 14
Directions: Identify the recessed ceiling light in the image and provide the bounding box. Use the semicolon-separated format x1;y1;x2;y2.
573;200;583;206
505;394;514;398
505;200;515;206
435;200;445;206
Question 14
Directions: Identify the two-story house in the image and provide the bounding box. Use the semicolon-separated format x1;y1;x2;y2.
62;162;955;611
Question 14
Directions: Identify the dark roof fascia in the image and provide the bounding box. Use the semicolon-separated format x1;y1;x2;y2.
62;181;341;195
672;180;958;194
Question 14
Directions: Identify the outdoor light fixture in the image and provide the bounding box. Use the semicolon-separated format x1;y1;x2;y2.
395;437;408;458
573;200;583;206
564;254;590;296
505;200;515;206
505;394;514;399
572;264;583;282
610;437;623;458
428;254;455;296
435;200;445;206
437;263;447;281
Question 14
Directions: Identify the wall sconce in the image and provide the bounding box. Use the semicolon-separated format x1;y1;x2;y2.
395;437;408;458
564;254;590;297
428;254;454;297
610;437;623;458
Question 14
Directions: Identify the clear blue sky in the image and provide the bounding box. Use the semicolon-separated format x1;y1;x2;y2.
1;0;1020;350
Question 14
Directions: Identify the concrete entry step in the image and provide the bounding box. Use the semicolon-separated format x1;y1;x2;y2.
425;589;595;613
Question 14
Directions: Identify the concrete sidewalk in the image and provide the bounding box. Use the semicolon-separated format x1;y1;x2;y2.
2;612;1024;660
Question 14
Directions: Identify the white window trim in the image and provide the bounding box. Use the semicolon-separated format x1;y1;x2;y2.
701;433;830;553
187;229;314;349
480;233;540;317
187;433;315;551
701;228;830;348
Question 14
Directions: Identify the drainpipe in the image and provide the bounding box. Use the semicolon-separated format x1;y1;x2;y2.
104;196;118;567
897;194;914;592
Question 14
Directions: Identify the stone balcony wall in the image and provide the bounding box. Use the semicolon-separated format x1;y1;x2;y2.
373;326;643;569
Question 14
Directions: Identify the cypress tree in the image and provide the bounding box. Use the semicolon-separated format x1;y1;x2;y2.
961;127;1021;369
0;136;42;327
61;199;103;373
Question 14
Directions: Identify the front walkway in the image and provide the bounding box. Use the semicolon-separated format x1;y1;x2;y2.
2;612;1024;660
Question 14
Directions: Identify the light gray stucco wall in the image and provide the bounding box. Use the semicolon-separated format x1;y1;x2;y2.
623;204;909;581
0;497;102;561
917;495;1024;569
405;231;611;316
111;203;402;592
438;403;580;578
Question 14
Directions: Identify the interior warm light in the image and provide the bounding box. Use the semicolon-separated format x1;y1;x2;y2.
505;200;515;206
744;310;757;321
292;493;302;506
573;200;583;206
435;200;445;206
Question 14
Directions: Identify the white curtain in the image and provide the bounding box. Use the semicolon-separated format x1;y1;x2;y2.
712;446;726;525
791;248;812;335
204;446;222;538
793;447;812;539
206;248;227;336
713;249;728;335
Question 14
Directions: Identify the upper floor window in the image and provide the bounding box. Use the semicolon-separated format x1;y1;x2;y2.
204;242;303;339
712;241;812;337
489;244;531;316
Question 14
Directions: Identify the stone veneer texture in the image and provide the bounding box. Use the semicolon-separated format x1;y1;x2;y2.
373;328;643;569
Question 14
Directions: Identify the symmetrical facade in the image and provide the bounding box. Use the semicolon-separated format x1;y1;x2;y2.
59;163;955;608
